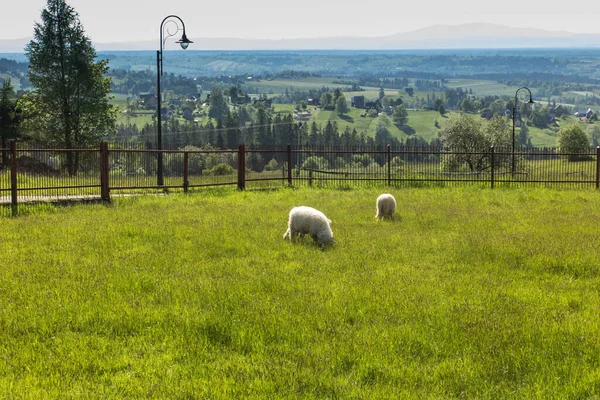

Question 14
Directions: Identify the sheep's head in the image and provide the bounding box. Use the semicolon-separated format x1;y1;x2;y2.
317;232;335;247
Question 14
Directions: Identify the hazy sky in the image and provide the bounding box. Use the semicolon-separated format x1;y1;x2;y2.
4;0;600;42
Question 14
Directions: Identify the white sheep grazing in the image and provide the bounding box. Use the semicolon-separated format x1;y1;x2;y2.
283;206;334;246
376;193;396;220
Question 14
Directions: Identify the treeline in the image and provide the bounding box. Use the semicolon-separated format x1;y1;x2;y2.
271;86;357;105
193;71;317;94
109;69;199;96
0;58;28;74
260;70;316;79
332;76;444;91
108;113;436;171
496;73;600;85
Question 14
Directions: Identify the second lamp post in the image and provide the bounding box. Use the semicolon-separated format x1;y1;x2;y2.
511;86;534;175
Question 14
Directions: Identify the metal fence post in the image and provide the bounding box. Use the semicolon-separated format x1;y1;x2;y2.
183;151;189;193
287;144;292;186
100;142;110;202
387;144;391;186
10;140;17;216
490;146;495;189
596;146;600;189
238;144;245;190
145;141;153;176
100;142;105;200
309;169;313;187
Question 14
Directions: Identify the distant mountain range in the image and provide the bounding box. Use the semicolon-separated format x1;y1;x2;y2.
2;23;600;52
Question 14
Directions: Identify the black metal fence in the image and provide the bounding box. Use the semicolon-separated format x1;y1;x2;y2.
2;141;600;216
292;145;600;189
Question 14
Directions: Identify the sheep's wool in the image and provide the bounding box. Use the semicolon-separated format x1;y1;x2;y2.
283;206;334;246
376;193;396;219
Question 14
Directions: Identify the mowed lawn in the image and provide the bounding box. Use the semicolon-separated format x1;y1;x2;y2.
2;187;600;398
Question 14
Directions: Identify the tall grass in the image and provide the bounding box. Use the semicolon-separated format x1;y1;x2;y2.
1;187;600;398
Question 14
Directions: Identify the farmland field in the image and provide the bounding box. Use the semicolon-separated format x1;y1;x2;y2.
444;79;525;97
1;187;600;397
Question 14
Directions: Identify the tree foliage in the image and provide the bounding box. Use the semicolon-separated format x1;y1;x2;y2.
0;79;21;165
586;124;600;147
530;106;550;129
439;114;512;172
392;104;408;127
208;87;228;121
320;92;333;110
557;125;591;161
24;0;116;174
335;96;349;115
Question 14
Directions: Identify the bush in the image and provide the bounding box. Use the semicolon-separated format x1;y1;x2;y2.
333;157;347;169
352;154;375;167
302;156;329;170
391;156;404;167
206;163;235;176
264;159;280;171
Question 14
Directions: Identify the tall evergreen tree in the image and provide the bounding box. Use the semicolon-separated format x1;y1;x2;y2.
208;88;228;122
216;120;226;149
324;121;334;147
205;120;216;145
224;110;240;149
255;106;269;147
0;79;20;166
309;121;319;147
25;0;116;174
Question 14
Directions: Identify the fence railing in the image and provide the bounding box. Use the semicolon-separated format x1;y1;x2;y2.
2;141;600;216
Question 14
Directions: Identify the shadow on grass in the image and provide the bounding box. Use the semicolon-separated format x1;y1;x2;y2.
284;235;336;251
400;125;416;135
339;115;354;123
376;214;402;223
2;198;110;217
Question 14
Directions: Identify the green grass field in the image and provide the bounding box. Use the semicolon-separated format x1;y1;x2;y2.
1;187;600;397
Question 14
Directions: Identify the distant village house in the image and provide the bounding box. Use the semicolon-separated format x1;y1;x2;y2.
351;95;365;109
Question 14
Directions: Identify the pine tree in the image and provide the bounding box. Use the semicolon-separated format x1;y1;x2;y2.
208;88;228;122
25;0;116;174
216;120;226;149
225;110;240;149
0;79;20;166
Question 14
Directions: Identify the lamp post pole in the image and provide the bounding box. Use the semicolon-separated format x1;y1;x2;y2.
297;123;301;174
157;50;163;185
512;87;534;175
512;103;516;175
157;15;193;186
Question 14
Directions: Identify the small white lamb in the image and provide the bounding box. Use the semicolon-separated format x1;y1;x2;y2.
283;206;334;246
375;193;396;220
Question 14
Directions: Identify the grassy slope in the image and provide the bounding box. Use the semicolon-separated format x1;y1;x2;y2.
1;187;600;398
0;73;21;91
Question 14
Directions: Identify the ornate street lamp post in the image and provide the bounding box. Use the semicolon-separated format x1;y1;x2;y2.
512;87;534;175
157;15;193;186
